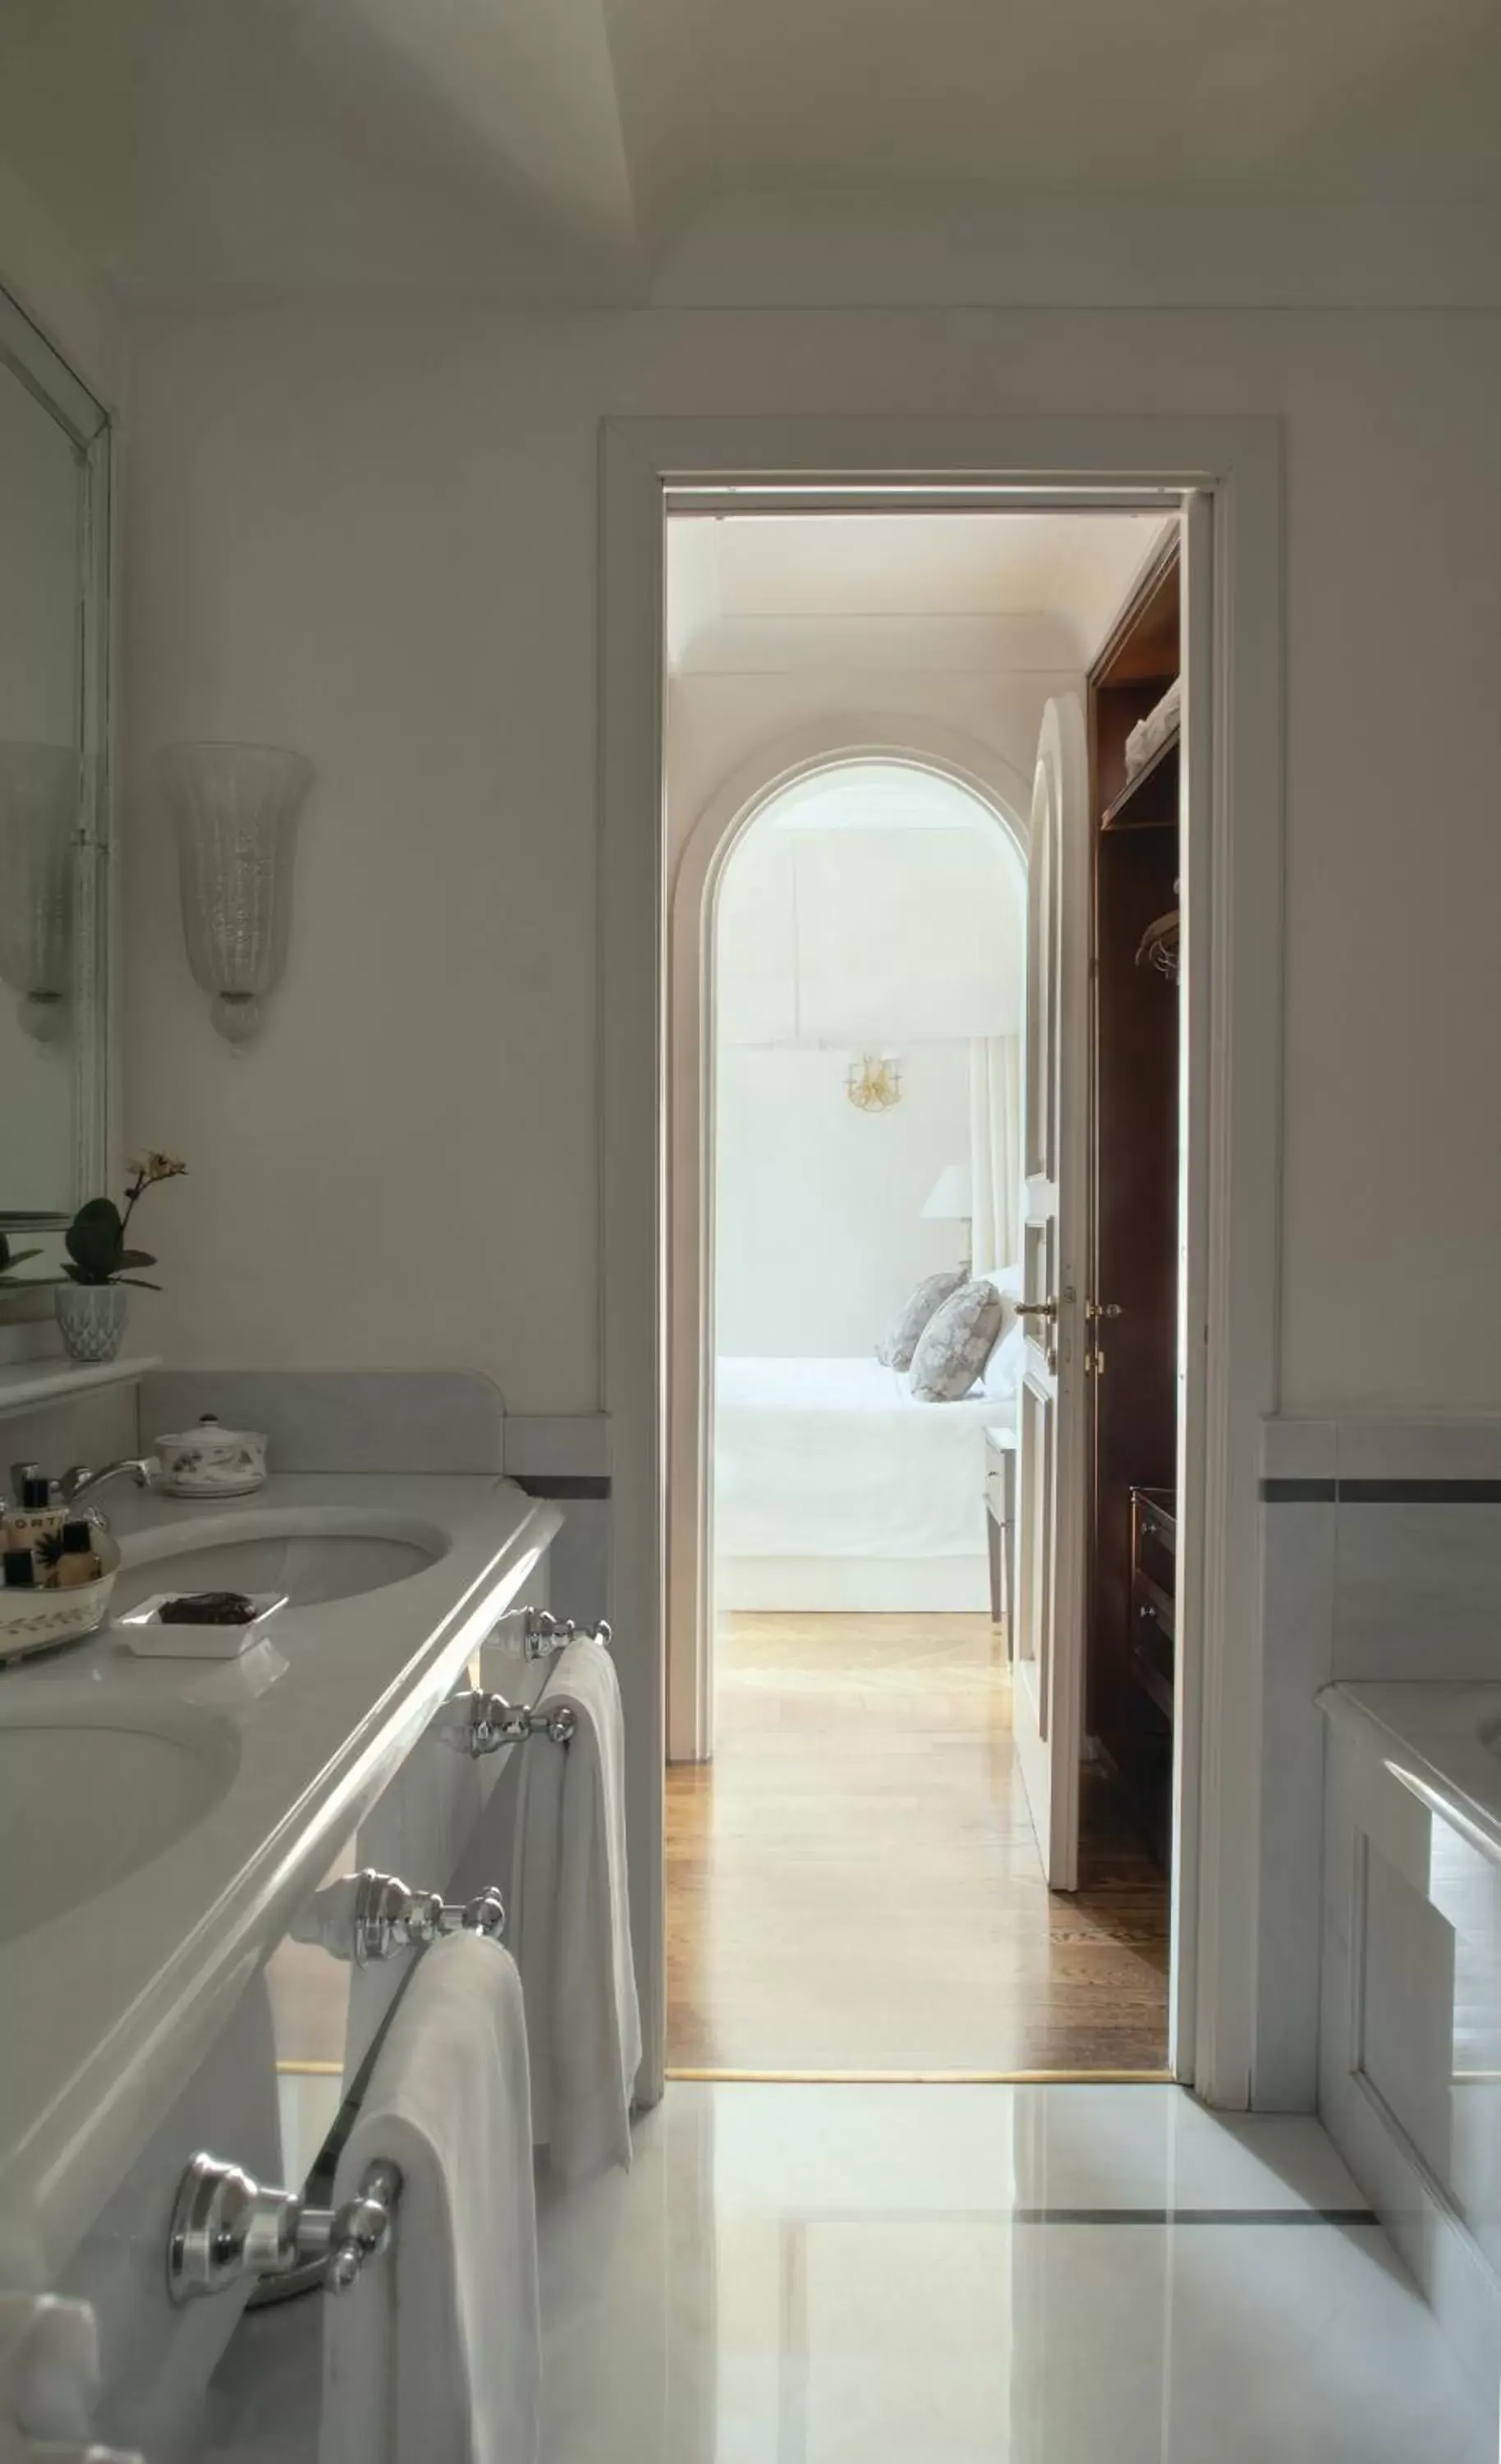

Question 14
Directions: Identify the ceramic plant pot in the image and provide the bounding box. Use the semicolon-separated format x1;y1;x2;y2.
54;1280;127;1364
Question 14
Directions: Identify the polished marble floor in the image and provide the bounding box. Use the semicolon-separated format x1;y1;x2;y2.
538;2081;1494;2463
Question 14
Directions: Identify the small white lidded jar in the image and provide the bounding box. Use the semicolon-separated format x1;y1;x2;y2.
154;1414;269;1499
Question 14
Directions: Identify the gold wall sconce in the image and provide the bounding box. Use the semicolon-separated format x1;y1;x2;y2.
845;1053;902;1112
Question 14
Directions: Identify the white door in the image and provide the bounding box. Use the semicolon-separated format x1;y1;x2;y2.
1012;695;1090;1891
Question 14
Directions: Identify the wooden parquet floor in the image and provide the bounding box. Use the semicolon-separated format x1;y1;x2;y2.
666;1611;1170;2075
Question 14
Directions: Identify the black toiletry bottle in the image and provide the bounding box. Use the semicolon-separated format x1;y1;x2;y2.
54;1521;101;1588
2;1546;37;1588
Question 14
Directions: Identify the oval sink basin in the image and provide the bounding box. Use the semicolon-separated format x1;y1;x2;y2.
112;1512;447;1616
0;1694;239;1944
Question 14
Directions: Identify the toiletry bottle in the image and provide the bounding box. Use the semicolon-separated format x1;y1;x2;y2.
53;1522;101;1588
2;1477;65;1569
2;1547;37;1589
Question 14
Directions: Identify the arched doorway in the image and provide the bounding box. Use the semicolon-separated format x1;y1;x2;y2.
666;735;1029;1766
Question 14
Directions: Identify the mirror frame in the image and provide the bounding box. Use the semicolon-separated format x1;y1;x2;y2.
0;282;112;1232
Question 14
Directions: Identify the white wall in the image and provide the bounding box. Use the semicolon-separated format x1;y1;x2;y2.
0;154;122;411
715;1043;971;1357
712;788;1024;1357
118;305;1501;1416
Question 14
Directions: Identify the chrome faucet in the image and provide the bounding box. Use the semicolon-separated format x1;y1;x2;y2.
57;1458;159;1527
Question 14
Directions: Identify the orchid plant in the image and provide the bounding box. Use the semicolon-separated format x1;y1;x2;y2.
0;1152;187;1289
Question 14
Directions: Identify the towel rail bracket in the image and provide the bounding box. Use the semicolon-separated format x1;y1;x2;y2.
168;2154;402;2305
517;1606;612;1661
351;1869;506;1964
462;1685;577;1754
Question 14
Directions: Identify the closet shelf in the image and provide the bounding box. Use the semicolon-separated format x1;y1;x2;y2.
1101;725;1180;834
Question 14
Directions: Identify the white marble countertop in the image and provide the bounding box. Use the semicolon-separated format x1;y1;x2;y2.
1321;1680;1501;1864
0;1471;561;2287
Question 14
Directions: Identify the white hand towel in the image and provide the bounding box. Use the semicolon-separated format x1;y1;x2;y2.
319;1932;539;2464
511;1641;641;2183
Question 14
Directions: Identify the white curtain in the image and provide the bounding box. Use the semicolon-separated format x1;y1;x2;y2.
969;1035;1022;1273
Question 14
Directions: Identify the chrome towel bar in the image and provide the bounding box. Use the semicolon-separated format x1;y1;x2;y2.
519;1606;612;1660
291;1869;506;1963
168;2153;401;2303
463;1685;577;1754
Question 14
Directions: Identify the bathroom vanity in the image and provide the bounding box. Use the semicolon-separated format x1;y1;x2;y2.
0;1460;562;2460
1320;1681;1501;2398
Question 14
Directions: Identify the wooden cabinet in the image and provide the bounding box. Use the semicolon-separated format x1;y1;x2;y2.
1086;538;1181;1869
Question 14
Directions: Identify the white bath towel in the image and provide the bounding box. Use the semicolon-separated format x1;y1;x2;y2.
319;1931;539;2464
510;1640;641;2183
1124;673;1182;775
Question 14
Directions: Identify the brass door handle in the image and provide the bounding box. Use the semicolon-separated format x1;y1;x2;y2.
1085;1300;1123;1323
1017;1297;1058;1321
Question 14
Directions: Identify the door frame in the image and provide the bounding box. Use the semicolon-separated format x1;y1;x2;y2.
667;722;1031;1768
599;416;1283;2110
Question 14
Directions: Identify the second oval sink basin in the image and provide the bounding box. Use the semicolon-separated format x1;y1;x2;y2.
0;1694;240;1945
112;1513;446;1616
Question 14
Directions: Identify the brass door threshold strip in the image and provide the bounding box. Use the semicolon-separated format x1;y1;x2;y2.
276;2059;346;2077
666;2066;1173;2086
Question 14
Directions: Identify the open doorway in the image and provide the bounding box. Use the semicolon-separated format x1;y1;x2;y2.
663;508;1187;2078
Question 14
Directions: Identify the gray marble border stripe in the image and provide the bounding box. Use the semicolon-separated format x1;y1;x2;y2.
1339;1478;1501;1504
510;1473;612;1500
1262;1477;1501;1504
1007;2206;1378;2226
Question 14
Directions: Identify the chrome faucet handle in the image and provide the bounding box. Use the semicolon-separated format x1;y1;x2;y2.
57;1458;159;1506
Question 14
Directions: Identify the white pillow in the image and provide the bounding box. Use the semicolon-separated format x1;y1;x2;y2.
973;1263;1021;1348
981;1318;1026;1401
975;1261;1022;1300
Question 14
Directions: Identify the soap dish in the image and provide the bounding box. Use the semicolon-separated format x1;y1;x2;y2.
117;1590;289;1657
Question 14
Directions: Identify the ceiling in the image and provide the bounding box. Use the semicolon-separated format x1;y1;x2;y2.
667;512;1169;670
0;0;1497;301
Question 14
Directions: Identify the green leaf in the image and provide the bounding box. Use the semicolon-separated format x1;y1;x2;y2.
66;1197;125;1282
117;1248;156;1271
0;1247;40;1276
116;1277;162;1292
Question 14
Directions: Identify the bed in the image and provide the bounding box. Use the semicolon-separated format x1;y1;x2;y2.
713;1353;1016;1612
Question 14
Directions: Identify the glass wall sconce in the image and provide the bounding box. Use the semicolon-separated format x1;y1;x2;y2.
0;740;80;1044
845;1053;902;1112
158;741;313;1046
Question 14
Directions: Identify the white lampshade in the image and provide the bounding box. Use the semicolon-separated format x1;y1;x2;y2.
921;1162;972;1221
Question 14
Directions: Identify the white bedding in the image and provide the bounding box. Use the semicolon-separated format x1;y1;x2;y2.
713;1354;1009;1565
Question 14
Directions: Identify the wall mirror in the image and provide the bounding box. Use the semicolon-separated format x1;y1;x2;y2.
0;284;110;1233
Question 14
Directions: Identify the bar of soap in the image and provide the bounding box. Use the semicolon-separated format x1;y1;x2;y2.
156;1589;257;1626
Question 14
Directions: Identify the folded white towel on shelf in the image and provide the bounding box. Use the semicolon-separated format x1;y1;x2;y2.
511;1639;641;2184
319;1931;539;2464
1124;673;1182;776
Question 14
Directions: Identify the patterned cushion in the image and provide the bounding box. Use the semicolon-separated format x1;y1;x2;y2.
876;1270;966;1371
909;1278;1006;1401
